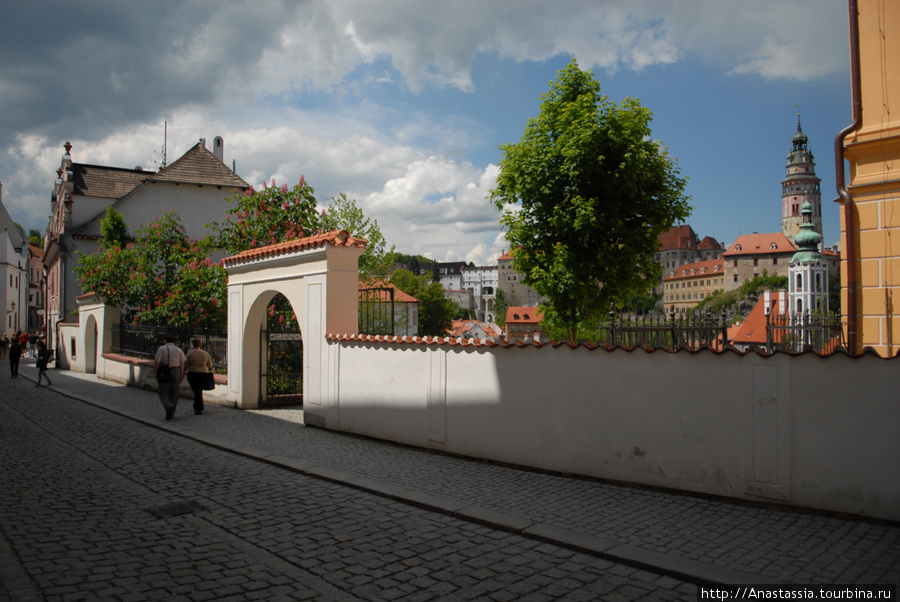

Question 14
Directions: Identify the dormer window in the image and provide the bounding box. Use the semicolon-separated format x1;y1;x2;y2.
734;244;742;252
770;243;778;250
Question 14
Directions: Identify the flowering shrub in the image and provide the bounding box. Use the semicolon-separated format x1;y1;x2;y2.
76;210;227;329
210;176;322;255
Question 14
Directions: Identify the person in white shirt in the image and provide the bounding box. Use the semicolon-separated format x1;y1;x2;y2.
154;335;186;421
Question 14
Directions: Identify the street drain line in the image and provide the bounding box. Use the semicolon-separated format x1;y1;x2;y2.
145;500;209;519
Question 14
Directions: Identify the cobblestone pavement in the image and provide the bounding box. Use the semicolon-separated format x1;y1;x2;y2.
1;364;898;600
0;368;694;601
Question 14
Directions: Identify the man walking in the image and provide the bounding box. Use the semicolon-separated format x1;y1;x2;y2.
9;338;22;378
154;335;185;421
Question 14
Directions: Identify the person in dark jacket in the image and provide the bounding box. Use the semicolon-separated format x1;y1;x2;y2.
35;341;52;387
9;339;22;378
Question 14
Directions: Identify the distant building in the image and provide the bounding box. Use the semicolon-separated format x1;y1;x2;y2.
654;225;723;294
359;279;420;337
662;258;725;314
729;291;785;353
0;182;27;334
781;118;823;247
448;320;502;341
497;250;543;307
504;306;544;343
721;232;795;290
43;139;248;357
27;243;45;331
788;202;829;317
461;265;498;321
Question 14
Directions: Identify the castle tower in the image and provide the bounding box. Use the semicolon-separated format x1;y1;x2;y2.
781;116;822;246
788;201;828;317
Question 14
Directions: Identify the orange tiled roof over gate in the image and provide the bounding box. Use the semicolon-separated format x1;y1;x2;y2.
222;230;367;266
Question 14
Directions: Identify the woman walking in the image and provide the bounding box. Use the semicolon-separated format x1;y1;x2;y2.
185;338;213;415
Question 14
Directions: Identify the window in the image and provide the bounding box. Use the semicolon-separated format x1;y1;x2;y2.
733;260;738;267
733;275;738;282
753;259;759;266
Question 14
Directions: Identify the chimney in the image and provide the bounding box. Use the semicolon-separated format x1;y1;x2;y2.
213;136;224;162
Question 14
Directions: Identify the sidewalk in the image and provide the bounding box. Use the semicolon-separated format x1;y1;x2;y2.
26;364;900;587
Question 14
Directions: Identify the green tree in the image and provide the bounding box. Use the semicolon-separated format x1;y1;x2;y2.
99;205;131;248
28;228;43;246
321;193;396;281
75;211;226;329
389;269;457;336
491;59;691;341
493;289;509;328
209;176;322;255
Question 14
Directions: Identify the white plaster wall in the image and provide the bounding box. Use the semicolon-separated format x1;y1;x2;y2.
328;341;900;521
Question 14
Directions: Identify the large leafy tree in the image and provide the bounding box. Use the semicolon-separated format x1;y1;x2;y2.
76;210;226;329
321;193;396;281
491;59;691;341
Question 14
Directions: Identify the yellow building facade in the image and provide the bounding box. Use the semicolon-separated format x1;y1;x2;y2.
839;0;900;356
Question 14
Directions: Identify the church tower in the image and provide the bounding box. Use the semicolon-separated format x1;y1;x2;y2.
788;201;828;317
781;116;822;246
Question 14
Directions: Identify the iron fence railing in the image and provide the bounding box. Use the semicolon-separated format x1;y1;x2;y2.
765;311;845;355
597;309;729;350
359;287;416;336
112;324;228;371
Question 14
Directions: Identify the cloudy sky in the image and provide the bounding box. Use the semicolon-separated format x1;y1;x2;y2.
1;0;850;265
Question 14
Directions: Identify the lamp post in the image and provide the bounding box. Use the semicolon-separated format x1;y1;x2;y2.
9;301;16;332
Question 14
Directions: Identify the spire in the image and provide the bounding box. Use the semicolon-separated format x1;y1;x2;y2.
791;202;823;263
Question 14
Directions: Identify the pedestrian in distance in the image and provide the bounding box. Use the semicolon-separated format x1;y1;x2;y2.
28;332;38;358
185;338;213;415
154;335;185;421
0;333;8;360
9;338;22;378
35;341;52;387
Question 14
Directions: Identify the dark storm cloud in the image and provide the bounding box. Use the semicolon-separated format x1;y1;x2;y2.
0;1;301;143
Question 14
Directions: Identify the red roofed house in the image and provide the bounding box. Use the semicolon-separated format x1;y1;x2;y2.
729;291;786;353
721;232;796;291
662;258;725;314
448;320;502;341
504;306;544;343
654;225;724;294
358;279;420;337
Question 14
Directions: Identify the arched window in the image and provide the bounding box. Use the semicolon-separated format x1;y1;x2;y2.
796;274;802;291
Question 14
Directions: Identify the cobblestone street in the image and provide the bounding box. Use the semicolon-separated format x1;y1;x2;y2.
0;364;897;600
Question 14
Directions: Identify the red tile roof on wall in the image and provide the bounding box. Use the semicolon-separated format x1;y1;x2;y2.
497;250;513;261
505;306;543;324
663;258;724;281
722;232;795;257
222;229;367;267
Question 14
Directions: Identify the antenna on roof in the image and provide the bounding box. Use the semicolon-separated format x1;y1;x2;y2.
162;121;168;169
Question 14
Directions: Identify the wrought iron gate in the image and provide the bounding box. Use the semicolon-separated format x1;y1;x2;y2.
259;329;303;406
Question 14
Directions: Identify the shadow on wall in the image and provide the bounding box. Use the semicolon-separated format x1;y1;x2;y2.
322;338;900;522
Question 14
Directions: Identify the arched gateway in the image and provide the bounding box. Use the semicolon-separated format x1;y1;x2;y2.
222;230;366;410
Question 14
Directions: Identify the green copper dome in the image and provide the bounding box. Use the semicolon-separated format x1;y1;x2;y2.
791;201;823;263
